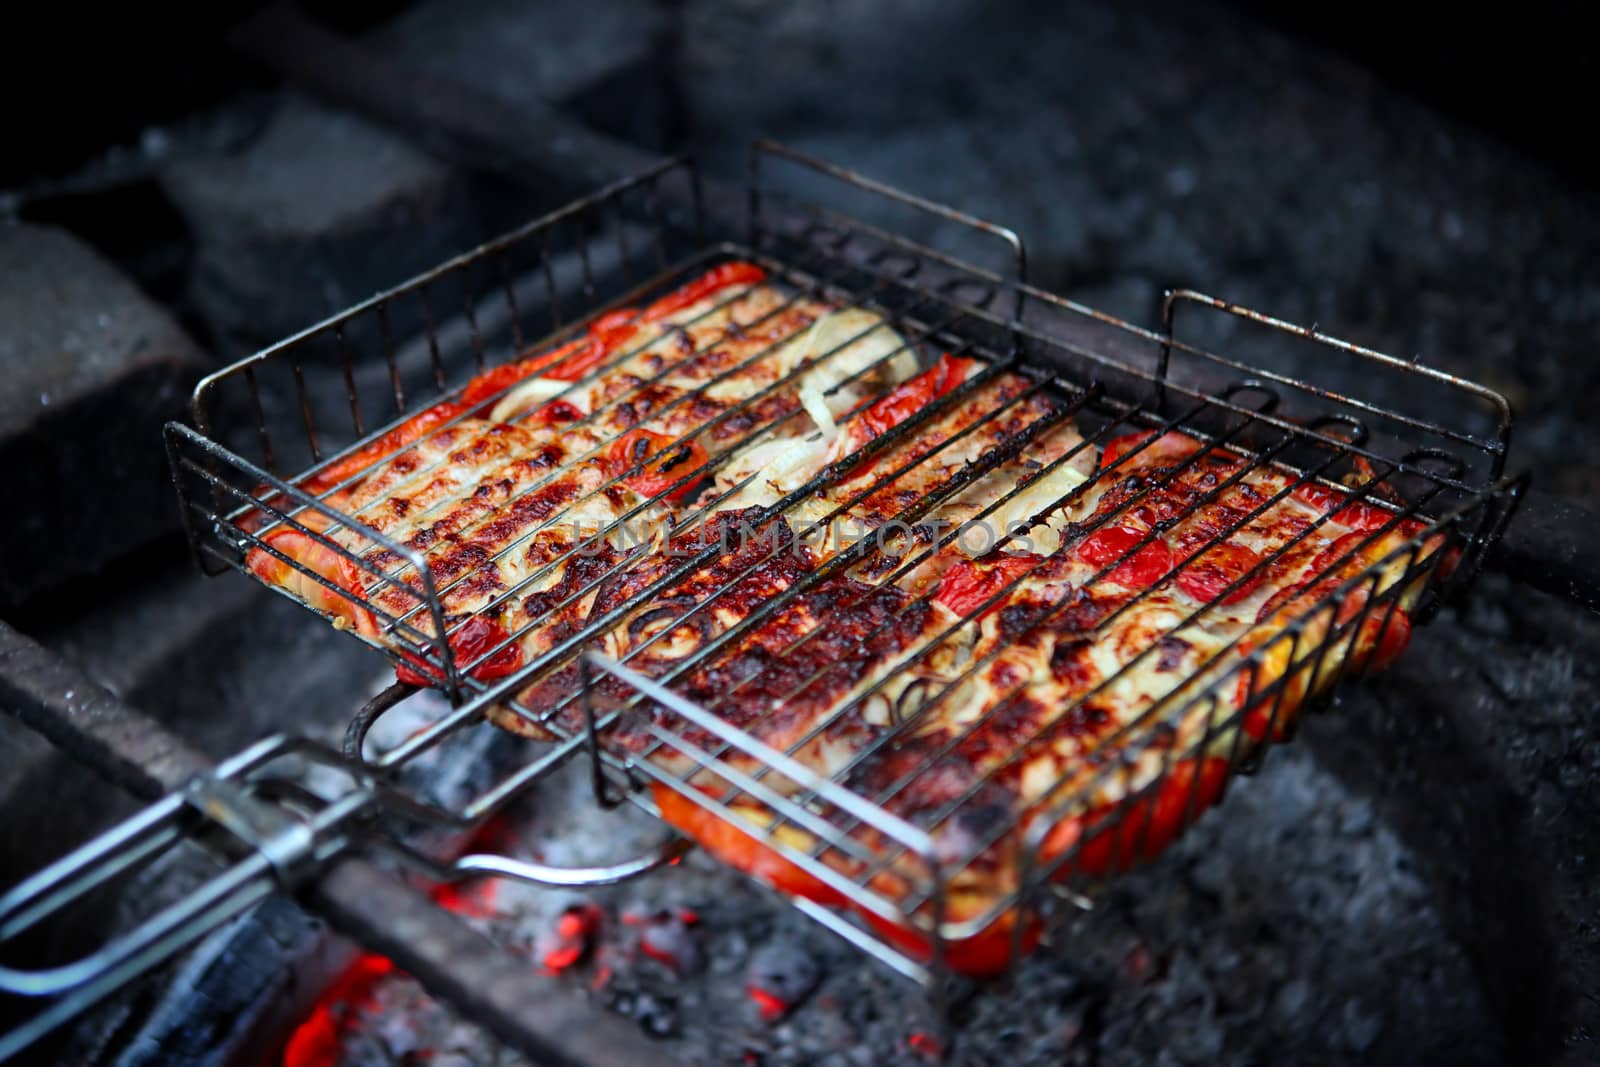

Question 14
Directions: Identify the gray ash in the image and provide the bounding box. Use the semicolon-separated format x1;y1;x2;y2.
302;734;1496;1066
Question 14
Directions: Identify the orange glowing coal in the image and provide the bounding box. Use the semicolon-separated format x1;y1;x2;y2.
279;822;508;1067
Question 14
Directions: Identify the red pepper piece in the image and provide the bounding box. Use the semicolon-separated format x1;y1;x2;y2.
1076;525;1173;591
1174;541;1264;605
246;529;379;639
606;428;710;503
1100;429;1202;470
395;615;523;687
845;352;977;479
642;261;767;322
303;401;469;496
933;553;1045;619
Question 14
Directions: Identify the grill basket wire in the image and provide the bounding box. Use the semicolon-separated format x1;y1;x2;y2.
2;141;1523;1047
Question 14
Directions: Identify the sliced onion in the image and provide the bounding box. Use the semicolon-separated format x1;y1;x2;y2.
962;462;1091;558
788;309;920;436
798;377;838;440
718;432;832;509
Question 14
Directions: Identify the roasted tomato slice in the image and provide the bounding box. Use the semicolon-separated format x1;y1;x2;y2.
933;553;1045;619
303;401;468;495
607;428;710;503
1174;541;1264;605
1290;480;1402;534
845;352;977;478
246;529;378;638
396;615;523;687
1041;757;1230;878
1100;429;1203;470
1075;525;1173;591
642;261;767;322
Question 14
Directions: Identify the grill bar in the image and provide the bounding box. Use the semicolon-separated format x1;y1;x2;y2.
215;237;999;697
0;141;1523;1053
370;252;964;646
202;141;1511;931
603;388;1419;912
520;363;1076;739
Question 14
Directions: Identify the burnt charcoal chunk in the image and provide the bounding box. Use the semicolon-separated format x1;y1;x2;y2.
369;0;672;153
160;99;473;357
746;938;821;1007
0;222;207;606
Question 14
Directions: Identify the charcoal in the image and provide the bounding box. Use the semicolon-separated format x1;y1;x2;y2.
369;0;668;120
160;98;475;358
0;222;207;607
1337;998;1384;1055
746;939;822;1015
34;561;389;754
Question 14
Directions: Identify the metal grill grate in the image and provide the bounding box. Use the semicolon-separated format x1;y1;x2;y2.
1;142;1523;1051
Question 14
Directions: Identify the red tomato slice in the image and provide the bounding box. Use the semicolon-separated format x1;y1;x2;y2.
642;261;768;321
1076;525;1173;590
607;428;710;503
396;615;523;687
1291;481;1397;533
303;400;468;495
246;529;379;639
1100;430;1203;470
933;553;1045;618
1175;541;1264;605
845;353;977;478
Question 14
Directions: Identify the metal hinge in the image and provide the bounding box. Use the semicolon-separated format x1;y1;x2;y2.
182;777;319;889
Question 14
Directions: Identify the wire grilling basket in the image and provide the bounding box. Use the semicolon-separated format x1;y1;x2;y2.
0;142;1522;1052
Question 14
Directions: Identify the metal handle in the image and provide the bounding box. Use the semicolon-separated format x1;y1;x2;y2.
383;835;693;891
0;729;689;1061
0;766;320;1060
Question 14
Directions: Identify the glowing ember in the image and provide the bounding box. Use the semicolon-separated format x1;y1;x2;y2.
744;939;820;1023
623;906;702;974
539;902;604;974
281;954;395;1067
280;822;506;1066
906;1030;944;1058
745;983;791;1023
